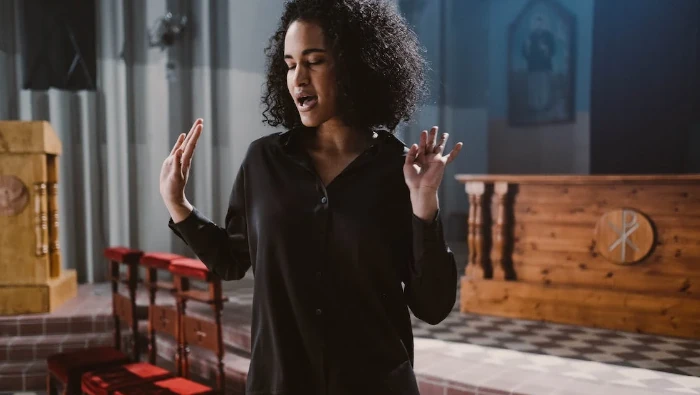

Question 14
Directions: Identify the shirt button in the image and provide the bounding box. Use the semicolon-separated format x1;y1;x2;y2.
321;196;328;204
316;308;323;316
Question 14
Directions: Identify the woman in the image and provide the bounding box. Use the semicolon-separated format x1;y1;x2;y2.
160;0;462;394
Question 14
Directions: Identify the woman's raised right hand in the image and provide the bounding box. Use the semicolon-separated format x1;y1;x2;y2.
159;119;203;220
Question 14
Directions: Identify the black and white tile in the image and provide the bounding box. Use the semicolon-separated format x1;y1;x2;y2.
411;301;700;377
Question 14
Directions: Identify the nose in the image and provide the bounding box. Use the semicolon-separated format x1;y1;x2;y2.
292;63;309;87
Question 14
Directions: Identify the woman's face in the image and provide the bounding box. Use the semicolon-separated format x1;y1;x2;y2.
284;20;338;127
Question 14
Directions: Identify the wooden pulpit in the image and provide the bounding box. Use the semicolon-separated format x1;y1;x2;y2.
0;121;77;315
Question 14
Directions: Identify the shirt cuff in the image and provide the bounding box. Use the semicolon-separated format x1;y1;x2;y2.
412;209;443;243
168;207;205;245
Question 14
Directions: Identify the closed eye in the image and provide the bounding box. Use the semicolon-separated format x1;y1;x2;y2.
286;60;325;71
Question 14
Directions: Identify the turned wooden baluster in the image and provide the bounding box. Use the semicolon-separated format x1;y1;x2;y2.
466;191;477;278
492;181;517;280
491;182;506;280
465;182;491;279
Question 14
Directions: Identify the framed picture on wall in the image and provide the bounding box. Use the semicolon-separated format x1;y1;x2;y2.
508;0;576;126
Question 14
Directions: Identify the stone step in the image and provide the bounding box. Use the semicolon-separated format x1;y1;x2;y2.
0;331;139;392
0;332;117;363
0;314;113;337
0;361;49;392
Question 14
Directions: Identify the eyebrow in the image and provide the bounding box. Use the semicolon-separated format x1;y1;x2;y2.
284;48;326;59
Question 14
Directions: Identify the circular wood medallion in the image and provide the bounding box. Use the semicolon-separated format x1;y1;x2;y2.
0;175;30;216
595;208;654;264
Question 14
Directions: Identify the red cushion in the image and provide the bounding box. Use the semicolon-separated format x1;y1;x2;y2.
104;247;143;264
169;258;211;281
81;362;172;395
140;252;185;270
47;346;130;385
113;377;213;395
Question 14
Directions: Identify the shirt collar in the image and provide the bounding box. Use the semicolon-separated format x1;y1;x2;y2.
277;127;405;153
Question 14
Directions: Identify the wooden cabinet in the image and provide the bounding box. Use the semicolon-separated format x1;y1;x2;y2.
457;174;700;338
0;121;77;314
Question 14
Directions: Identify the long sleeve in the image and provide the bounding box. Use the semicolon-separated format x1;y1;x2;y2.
404;210;458;325
168;164;251;281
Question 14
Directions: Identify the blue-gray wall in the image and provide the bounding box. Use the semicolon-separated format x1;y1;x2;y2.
487;0;594;174
398;0;595;242
487;0;593;117
398;0;490;242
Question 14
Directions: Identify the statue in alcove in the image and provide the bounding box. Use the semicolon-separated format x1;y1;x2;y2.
522;13;556;112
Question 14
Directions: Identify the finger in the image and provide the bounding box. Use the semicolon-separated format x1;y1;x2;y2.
405;144;418;167
426;126;438;152
170;133;186;156
417;130;428;160
435;133;448;154
173;149;184;178
181;119;203;153
182;124;203;172
446;142;464;164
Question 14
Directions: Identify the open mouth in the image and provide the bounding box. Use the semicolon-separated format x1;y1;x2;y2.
297;95;318;111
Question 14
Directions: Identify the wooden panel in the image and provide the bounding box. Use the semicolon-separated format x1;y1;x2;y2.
513;234;700;257
460;277;700;338
466;278;698;316
515;209;700;228
511;184;700;222
0;270;75;314
512;220;700;276
514;203;700;222
149;304;178;338
0;154;49;284
113;293;134;326
0;285;48;314
182;315;219;353
456;174;700;184
514;263;700;295
512;250;699;277
47;155;61;278
515;222;700;248
0;121;62;154
47;269;77;311
514;184;700;204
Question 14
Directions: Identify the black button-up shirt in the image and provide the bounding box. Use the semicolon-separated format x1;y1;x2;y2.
169;128;457;395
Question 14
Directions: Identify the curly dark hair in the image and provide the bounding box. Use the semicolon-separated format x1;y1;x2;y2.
261;0;428;132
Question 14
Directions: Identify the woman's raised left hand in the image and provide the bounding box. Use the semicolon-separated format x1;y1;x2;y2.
403;126;463;220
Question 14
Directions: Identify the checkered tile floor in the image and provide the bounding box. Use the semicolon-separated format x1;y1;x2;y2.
411;295;700;378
